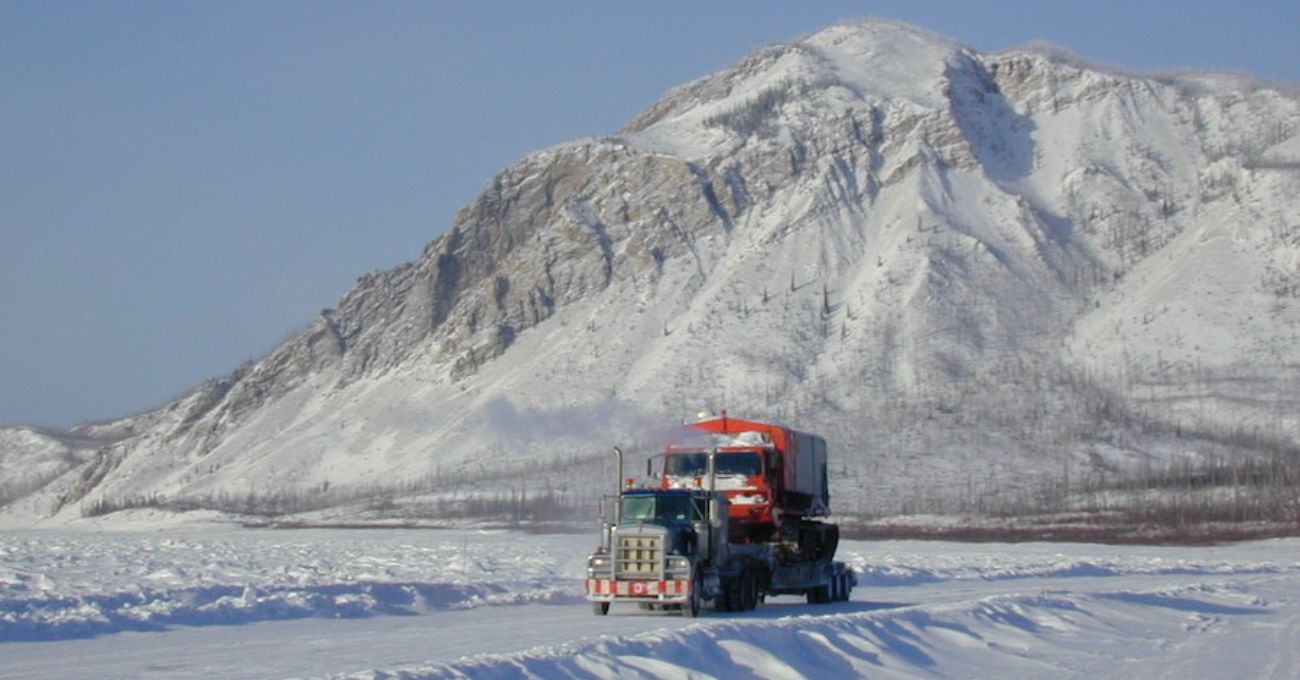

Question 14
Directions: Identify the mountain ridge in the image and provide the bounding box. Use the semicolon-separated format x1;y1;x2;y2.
3;20;1297;525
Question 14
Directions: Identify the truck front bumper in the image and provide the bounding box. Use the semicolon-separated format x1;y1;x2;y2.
585;578;692;603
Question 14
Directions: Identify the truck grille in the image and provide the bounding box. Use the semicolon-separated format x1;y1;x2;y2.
615;534;662;578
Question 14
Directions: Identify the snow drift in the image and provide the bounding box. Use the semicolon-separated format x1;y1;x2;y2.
4;530;1300;679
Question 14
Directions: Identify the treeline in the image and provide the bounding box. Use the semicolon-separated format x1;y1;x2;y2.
81;484;593;523
369;488;592;522
79;452;607;522
1048;454;1300;527
848;448;1300;539
78;357;1299;538
81;454;1300;539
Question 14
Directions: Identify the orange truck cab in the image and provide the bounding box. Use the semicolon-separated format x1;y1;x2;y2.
658;413;829;543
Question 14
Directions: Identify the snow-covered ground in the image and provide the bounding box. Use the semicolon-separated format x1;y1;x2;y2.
2;526;1299;679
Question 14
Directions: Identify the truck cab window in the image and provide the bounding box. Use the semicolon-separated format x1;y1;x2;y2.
664;453;708;476
664;451;762;477
621;496;655;522
715;452;761;476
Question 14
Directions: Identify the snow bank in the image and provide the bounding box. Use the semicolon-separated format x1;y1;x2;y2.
0;528;589;641
350;583;1286;679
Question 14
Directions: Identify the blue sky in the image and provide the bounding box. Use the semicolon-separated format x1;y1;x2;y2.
2;1;1297;428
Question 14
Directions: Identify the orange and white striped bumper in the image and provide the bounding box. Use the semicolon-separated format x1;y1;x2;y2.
585;578;691;601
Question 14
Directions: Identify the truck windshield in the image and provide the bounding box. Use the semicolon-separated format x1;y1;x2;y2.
664;451;762;477
621;495;695;524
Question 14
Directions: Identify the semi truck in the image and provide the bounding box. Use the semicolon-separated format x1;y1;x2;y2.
584;414;853;616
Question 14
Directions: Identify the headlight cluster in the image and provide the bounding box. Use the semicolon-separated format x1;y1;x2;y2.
666;556;691;573
587;554;612;579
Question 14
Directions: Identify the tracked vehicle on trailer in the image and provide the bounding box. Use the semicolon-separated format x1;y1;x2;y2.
585;413;854;616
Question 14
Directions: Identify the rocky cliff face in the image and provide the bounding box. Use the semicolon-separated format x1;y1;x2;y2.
4;21;1297;524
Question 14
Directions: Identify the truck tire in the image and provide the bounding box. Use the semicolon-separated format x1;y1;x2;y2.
740;570;759;611
807;584;831;605
683;577;702;618
718;575;740;612
593;601;610;616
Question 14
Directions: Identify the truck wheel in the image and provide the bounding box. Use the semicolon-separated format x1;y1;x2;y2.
718;576;739;612
592;601;609;616
683;581;702;618
807;584;830;605
741;570;758;611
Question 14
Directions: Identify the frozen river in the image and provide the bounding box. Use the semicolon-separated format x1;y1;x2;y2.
3;527;1299;678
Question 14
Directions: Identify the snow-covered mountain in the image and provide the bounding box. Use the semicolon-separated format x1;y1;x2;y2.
4;21;1298;525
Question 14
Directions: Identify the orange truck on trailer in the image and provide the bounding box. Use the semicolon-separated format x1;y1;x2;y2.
586;413;851;616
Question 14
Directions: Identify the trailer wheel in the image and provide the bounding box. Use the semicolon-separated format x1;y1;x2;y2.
592;601;609;616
